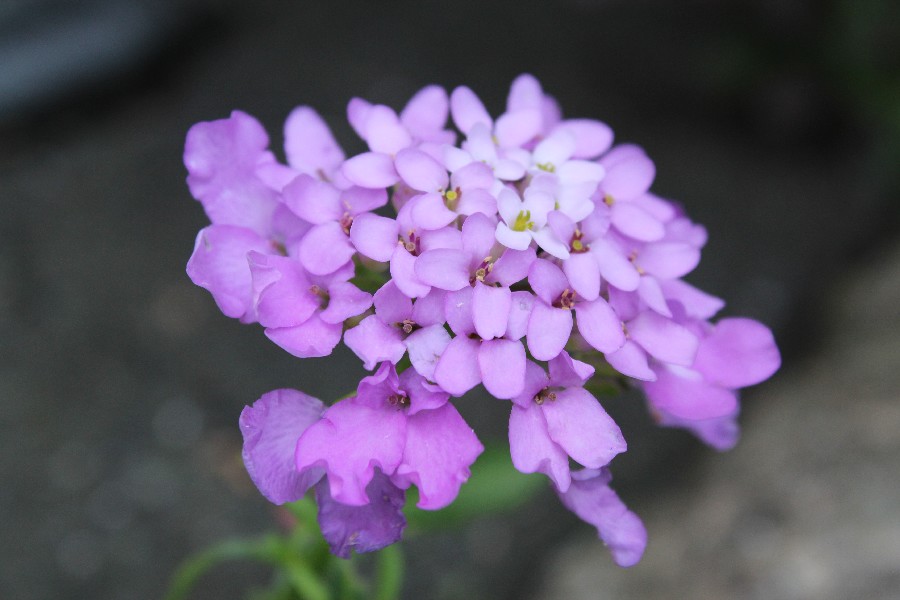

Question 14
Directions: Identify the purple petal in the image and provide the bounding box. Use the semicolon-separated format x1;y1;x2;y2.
644;367;738;420
656;407;740;451
283;106;345;175
433;335;482;396
400;85;450;140
342;152;400;188
564;252;601;301
399;368;450;415
350;213;398;263
605;340;656;381
320;282;372;324
411;289;446;326
390;245;431;298
527;259;569;305
462;212;499;260
248;252;318;328
526;301;573;361
450;86;493;133
637;242;700;279
557;468;647;568
298;222;355;275
611;203;665;242
506;74;543;112
547;351;594;388
373;280;412;324
343;186;388;215
451;161;494;190
415;249;472;291
296;399;407;506
552;119;614;159
693;318;780;388
506;291;535;341
344;315;406;370
394;403;484;509
472;281;511;340
363;105;412;154
575;297;626;354
405;324;452;382
395;149;449;192
456;188;498;217
478;339;526;399
186;225;271;321
240;389;325;504
542;388;626;468
283;174;342;224
509;403;571;492
603;154;655;199
658;279;724;320
266;316;343;358
637;275;672;318
346;97;372;139
315;471;406;558
409;193;458;230
494;108;542;148
489;248;536;287
628;311;699;366
593;239;640;291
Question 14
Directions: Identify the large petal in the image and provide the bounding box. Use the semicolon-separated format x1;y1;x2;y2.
693;318;781;388
390;245;431;298
400;85;450;140
605;340;656;381
394;403;484;510
552;119;614;159
628;311;698;366
472;281;510;340
557;468;647;568
266;316;343;358
298;222;355;275
611;203;665;242
320;282;372;324
527;258;568;305
433;335;482;396
315;471;406;558
248;252;318;328
575;297;626;354
186;225;270;321
541;387;626;468
344;315;406;370
644;367;738;420
637;242;700;279
494;108;542;148
395;149;448;192
282;173;343;224
373;280;412;324
350;213;398;263
240;389;325;504
363;105;412;154
509;403;571;492
602;154;655;199
563;251;601;301
478;339;526;399
526;302;573;361
342;152;400;188
593;239;640;291
505;291;535;341
414;249;471;291
405;324;452;382
450;86;493;133
283;106;345;175
295;399;406;506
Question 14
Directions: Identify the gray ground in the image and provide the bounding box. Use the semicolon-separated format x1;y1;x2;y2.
1;1;897;599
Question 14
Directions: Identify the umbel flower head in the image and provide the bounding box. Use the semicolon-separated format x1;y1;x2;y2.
185;74;781;565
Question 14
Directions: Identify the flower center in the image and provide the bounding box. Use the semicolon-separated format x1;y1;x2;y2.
401;231;422;256
536;162;556;173
339;212;354;236
309;285;330;309
443;187;461;211
628;251;645;275
534;388;558;405
603;193;615;206
399;319;418;334
570;229;588;254
470;256;494;284
551;288;576;310
387;394;410;409
511;210;534;232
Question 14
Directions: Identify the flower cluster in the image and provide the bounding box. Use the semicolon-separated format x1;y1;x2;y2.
185;75;781;565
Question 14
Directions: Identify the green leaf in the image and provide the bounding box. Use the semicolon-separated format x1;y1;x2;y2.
373;545;404;600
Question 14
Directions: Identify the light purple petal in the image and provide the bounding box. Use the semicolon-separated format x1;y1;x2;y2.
394;403;484;509
494;108;542;148
346;97;372;139
240;389;325;505
462;211;500;260
283;174;342;224
547;351;594;388
283;106;345;175
489;248;536;287
637;242;700;279
644;367;738;420
411;289;446;326
557;468;647;568
400;85;450;140
628;311;699;366
320;282;372;324
542;387;626;468
390;245;431;298
344;315;407;370
415;249;472;291
451;86;493;133
248;252;318;328
552;119;614;159
506;290;535;341
575;297;626;354
478;339;526;399
509;403;571;492
605;340;656;381
564;252;601;301
637;275;672;317
342;152;400;188
315;471;406;558
693;318;781;388
611;203;665;242
472;281;511;340
656;406;741;451
186;225;271;320
405;324;452;383
266;316;343;358
593;239;640;291
409;193;458;230
350;213;398;263
399;368;450;415
603;154;655;199
506;73;543;112
363;105;412;154
527;259;569;305
433;335;482;396
526;301;573;361
395;149;449;192
298;222;355;275
373;280;412;324
658;279;724;320
296;399;406;506
451;161;494;190
343;186;389;215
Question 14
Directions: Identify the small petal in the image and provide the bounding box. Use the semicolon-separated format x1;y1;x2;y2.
451;86;493;133
344;315;407;370
629;311;699;366
509;403;571;492
478;339;526;399
342;152;400;188
400;85;449;139
494;109;542;148
283;106;345;174
542;387;626;468
575;297;626;354
506;291;535;341
395;148;449;192
298;222;355;275
266;316;343;358
320;282;372;324
433;335;482;396
350;213;398;263
693;318;781;388
415;249;472;291
638;242;700;279
527;301;573;361
605;341;656;381
644;367;738;420
405;324;452;382
473;281;511;340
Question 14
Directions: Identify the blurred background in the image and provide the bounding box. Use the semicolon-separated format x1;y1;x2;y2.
1;0;898;598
